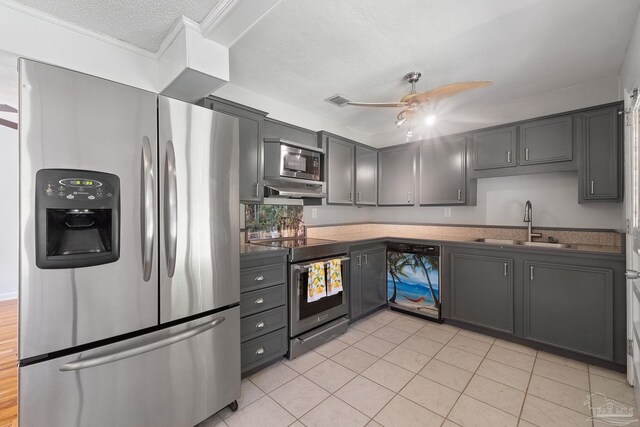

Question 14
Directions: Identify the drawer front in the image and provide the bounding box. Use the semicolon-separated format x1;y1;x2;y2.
241;328;287;369
240;284;287;317
241;306;287;342
240;263;286;292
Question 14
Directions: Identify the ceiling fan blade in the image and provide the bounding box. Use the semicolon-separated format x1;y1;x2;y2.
0;118;17;130
413;81;492;104
346;101;407;108
0;104;17;113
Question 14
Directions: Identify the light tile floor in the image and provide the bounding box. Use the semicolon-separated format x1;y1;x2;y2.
198;309;638;427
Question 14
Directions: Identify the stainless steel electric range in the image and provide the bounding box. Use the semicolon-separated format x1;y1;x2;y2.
253;238;350;359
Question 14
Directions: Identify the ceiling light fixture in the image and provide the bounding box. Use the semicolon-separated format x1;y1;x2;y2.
406;126;413;141
425;114;436;126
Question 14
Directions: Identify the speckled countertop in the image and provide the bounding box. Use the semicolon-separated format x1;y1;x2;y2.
304;224;624;257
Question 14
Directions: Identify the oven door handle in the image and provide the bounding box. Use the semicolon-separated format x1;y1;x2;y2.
293;256;350;271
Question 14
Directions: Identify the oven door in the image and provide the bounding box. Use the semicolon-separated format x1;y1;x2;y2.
289;256;349;337
280;145;321;181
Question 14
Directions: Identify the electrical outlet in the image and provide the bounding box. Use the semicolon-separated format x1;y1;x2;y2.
311;208;318;219
444;207;451;218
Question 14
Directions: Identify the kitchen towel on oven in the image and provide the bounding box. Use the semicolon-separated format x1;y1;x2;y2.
327;258;343;296
307;262;327;302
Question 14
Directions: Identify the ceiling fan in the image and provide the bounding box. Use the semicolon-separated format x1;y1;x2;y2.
0;103;17;130
331;72;492;129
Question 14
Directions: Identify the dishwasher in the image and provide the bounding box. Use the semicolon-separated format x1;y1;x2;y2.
386;244;441;321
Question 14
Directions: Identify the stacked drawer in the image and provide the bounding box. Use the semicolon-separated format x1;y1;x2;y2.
239;252;288;375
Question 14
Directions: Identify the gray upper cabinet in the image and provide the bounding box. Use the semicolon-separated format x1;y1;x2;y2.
472;126;516;170
355;145;378;205
524;261;613;359
264;118;317;147
378;143;415;206
450;253;514;334
580;105;622;202
325;135;355;205
206;98;266;203
520;115;573;165
419;136;467;205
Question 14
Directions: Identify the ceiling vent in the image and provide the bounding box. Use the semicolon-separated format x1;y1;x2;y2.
325;94;351;107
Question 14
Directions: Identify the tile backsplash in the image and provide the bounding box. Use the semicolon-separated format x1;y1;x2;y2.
244;204;305;241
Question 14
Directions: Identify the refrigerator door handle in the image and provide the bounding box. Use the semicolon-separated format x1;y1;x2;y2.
164;140;178;277
141;136;156;282
59;316;225;372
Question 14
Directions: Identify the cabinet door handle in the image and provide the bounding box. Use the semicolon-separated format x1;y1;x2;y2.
255;347;265;355
255;182;260;197
407;192;412;204
507;150;512;163
590;180;595;195
530;266;534;281
364;254;368;265
504;263;508;277
357;192;361;202
457;189;462;201
254;297;264;305
349;191;353;202
254;275;264;282
256;321;266;329
525;148;530;161
356;255;361;267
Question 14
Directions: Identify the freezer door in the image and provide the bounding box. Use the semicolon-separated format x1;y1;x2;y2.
19;59;159;359
19;306;240;427
158;96;240;323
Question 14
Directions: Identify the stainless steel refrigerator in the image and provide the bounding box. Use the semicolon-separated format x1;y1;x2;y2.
18;59;240;427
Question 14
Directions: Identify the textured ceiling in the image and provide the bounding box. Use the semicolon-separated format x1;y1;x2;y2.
229;0;640;138
13;0;221;51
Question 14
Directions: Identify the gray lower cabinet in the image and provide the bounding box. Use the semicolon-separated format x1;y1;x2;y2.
520;115;573;165
203;97;267;203
355;145;377;205
442;244;625;364
350;245;387;320
378;143;415;206
524;261;614;359
472;126;516;170
239;253;288;375
419;136;467;205
325;134;355;204
449;253;514;333
580;105;622;202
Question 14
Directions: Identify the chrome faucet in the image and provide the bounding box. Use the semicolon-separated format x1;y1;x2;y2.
523;200;542;242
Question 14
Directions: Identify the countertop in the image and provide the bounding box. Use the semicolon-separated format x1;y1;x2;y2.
240;243;289;256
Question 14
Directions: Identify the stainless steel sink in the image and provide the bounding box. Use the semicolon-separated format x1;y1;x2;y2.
473;238;571;249
473;238;521;245
521;241;571;248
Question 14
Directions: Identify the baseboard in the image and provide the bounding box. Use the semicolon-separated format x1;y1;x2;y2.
0;291;17;301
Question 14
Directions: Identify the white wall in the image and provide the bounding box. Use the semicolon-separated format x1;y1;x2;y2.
0;50;18;300
0;2;158;91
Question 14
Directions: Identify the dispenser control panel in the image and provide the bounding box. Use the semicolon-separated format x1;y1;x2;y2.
43;177;113;201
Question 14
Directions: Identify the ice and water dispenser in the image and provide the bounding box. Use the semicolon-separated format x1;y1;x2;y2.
35;169;120;268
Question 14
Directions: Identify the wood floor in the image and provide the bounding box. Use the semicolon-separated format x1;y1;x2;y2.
0;300;17;427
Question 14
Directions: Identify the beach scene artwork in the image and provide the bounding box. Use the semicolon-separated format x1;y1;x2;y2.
387;250;439;311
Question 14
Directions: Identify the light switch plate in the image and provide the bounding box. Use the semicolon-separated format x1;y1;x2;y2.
311;208;318;219
444;207;451;218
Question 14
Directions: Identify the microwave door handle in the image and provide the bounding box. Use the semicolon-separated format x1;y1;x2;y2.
164;140;178;277
141;136;155;282
59;317;225;371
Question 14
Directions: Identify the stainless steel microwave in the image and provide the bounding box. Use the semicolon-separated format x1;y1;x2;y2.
264;138;323;182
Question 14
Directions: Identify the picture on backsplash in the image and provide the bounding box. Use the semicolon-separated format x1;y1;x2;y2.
245;204;304;240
